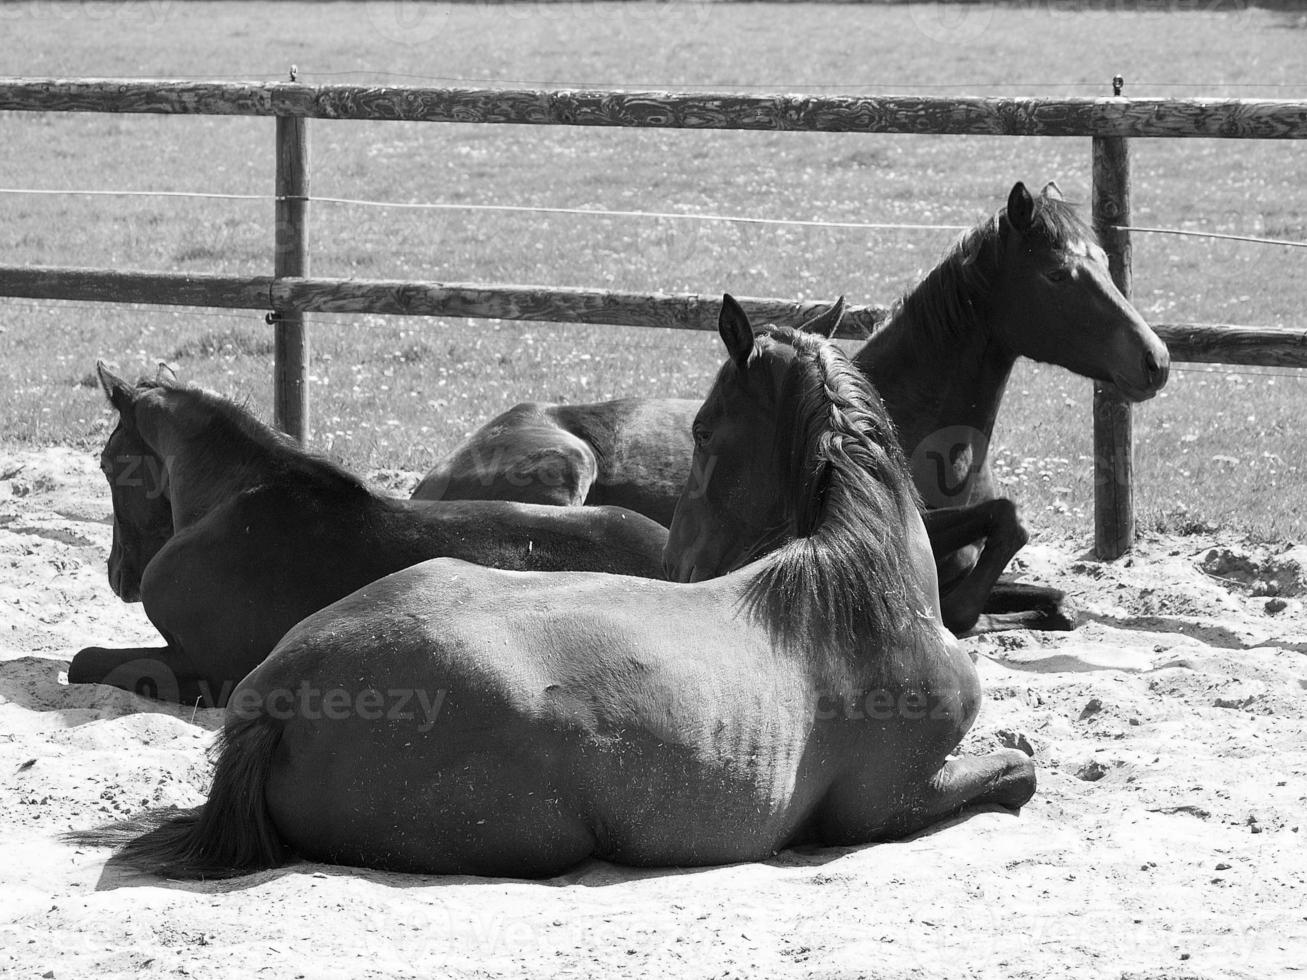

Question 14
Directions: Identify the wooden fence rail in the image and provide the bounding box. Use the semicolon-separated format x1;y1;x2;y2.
4;265;1306;366
4;79;1307;139
2;77;1305;558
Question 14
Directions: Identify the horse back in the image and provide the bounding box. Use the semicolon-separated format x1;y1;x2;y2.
391;496;669;579
412;401;597;507
548;398;699;526
414;397;698;526
140;485;667;699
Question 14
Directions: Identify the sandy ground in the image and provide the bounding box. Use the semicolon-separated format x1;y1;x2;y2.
0;446;1303;980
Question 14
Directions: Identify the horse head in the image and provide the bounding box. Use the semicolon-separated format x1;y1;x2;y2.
665;295;938;672
664;295;917;583
987;180;1170;402
95;362;174;602
664;295;795;583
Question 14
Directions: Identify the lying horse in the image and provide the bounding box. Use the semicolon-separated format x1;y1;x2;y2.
70;364;668;707
412;182;1171;632
69;297;1034;879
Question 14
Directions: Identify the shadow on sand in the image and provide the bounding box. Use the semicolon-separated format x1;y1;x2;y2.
80;805;1022;895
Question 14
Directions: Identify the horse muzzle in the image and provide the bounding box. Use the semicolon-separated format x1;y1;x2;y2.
1112;345;1170;402
108;561;142;602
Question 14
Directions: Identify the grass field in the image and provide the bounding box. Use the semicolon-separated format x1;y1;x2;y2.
1;1;1304;539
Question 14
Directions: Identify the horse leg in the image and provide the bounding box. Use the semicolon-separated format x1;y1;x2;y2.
923;501;1071;634
982;581;1073;623
816;748;1036;845
413;410;599;508
68;644;223;706
887;750;1038;838
924;500;1027;634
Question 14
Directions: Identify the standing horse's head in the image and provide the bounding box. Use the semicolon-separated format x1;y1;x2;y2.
987;181;1170;402
95;362;174;602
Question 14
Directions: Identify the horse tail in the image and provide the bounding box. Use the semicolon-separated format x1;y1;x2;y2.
64;712;289;879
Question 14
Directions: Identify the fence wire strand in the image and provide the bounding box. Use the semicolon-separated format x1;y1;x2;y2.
1115;225;1307;249
3;187;1307;249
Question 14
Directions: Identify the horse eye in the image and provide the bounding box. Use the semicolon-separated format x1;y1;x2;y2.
1047;268;1070;283
692;425;710;448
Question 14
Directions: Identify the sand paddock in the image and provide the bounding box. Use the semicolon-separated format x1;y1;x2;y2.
1;447;1303;979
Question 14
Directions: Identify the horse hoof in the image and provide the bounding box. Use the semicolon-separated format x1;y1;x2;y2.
1033;595;1079;632
67;649;106;685
986;750;1038;811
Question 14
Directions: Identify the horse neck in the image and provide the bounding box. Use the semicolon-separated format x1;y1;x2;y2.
143;402;294;528
736;478;930;694
852;273;1018;457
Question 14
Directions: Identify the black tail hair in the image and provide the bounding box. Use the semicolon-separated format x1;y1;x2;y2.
64;713;289;879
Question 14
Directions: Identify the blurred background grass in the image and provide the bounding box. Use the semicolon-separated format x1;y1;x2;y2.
0;1;1303;539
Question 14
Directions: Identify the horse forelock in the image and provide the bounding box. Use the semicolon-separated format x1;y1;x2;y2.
743;327;923;680
1023;191;1095;251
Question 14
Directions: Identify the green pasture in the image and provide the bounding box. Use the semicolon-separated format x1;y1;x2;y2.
0;2;1303;539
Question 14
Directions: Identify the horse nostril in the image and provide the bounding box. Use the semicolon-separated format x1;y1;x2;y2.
1145;351;1165;386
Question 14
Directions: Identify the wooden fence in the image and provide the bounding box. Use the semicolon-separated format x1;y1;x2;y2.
3;77;1306;559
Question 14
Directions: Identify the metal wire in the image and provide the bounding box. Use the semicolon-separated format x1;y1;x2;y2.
6;187;1307;248
1117;225;1307;249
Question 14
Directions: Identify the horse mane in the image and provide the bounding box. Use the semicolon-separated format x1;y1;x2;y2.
740;327;925;679
134;376;369;494
882;191;1095;349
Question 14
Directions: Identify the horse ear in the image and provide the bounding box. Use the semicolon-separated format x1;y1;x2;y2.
1006;181;1035;234
156;361;179;384
96;361;137;415
1041;180;1064;201
718;294;755;370
798;296;846;339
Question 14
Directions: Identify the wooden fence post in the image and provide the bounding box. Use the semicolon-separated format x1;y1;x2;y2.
273;111;309;441
1091;76;1134;559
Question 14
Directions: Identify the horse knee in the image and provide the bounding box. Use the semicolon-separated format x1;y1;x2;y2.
988;497;1028;550
936;544;980;593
